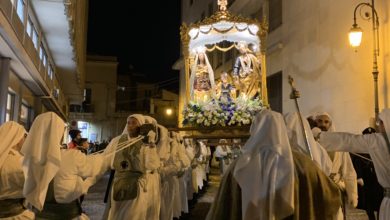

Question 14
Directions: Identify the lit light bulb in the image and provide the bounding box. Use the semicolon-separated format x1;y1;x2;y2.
166;108;173;116
348;24;363;48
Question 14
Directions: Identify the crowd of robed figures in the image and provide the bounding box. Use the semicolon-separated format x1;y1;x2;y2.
206;109;390;220
0;112;217;220
1;103;390;219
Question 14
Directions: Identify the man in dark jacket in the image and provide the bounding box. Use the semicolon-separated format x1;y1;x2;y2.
68;129;81;149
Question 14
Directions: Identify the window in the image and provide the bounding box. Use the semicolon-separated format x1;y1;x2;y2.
27;18;32;37
48;65;54;79
16;0;25;22
40;44;47;67
6;93;12;111
6;93;14;122
84;88;92;104
20;104;29;122
39;45;44;60
27;17;39;49
43;54;47;67
20;102;31;129
269;0;282;32
52;86;59;100
32;27;39;49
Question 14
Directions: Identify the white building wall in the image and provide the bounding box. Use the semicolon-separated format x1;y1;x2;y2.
180;0;390;133
279;0;390;133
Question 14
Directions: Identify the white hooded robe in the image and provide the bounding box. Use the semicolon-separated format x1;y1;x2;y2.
319;109;390;220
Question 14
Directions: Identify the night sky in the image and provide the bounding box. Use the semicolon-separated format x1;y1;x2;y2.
87;1;181;92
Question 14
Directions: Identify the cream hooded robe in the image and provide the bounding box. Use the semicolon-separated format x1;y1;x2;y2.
0;121;34;220
233;109;295;220
22;112;109;220
104;114;161;220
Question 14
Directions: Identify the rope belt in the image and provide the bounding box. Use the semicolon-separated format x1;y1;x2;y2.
35;200;82;220
34;181;82;219
384;188;390;198
0;198;25;218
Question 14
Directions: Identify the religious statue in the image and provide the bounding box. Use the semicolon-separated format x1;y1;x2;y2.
216;72;235;103
232;41;261;99
218;0;227;11
190;47;216;102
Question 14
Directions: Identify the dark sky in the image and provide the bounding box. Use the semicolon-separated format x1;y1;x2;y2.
87;1;181;91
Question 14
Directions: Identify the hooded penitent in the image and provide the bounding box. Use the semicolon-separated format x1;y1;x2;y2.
21;112;65;211
233;109;294;220
0;121;26;169
284;112;332;175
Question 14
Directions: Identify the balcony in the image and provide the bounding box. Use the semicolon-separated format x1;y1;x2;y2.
0;0;72;119
69;103;94;120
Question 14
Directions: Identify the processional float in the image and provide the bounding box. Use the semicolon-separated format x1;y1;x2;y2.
179;0;269;138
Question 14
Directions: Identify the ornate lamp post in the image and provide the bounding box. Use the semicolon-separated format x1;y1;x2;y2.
348;0;380;121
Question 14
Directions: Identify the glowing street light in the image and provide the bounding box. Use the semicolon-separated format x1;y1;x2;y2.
348;1;380;121
166;108;173;116
348;24;363;47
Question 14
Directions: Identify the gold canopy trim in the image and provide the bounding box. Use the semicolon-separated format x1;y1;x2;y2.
190;10;259;29
181;6;263;53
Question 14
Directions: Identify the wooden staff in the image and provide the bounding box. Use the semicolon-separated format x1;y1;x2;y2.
288;75;314;160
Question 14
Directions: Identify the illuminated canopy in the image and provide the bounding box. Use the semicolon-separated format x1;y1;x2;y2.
188;20;260;52
179;2;269;128
182;10;262;54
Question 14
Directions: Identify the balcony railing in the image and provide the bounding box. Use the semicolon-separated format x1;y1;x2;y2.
69;104;94;113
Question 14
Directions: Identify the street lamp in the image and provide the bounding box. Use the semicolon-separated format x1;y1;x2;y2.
348;0;380;121
166;108;173;116
348;24;363;47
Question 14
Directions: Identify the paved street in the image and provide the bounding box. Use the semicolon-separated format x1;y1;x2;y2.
83;169;370;220
82;173;110;220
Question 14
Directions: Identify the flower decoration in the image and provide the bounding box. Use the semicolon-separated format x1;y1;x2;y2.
183;96;263;127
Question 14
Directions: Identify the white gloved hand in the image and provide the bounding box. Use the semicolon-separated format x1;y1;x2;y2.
357;178;364;186
147;130;157;144
311;127;322;140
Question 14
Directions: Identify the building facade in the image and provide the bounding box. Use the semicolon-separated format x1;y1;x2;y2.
69;55;120;142
116;69;157;113
71;56;178;142
0;0;87;128
178;0;390;133
150;89;179;128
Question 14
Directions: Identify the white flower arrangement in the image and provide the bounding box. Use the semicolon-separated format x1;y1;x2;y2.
182;96;263;127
